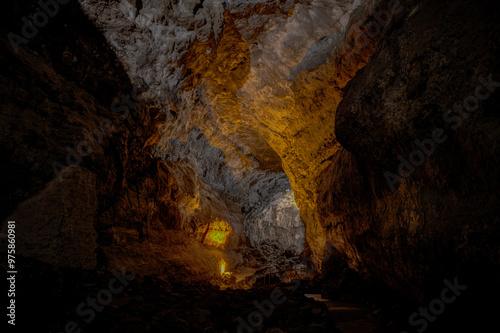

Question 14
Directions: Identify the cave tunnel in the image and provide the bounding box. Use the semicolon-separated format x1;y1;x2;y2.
1;0;500;332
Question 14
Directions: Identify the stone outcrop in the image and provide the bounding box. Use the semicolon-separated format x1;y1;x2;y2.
319;0;500;299
0;0;219;282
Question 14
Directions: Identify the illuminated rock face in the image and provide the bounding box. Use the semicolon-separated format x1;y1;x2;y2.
246;189;304;253
77;0;382;260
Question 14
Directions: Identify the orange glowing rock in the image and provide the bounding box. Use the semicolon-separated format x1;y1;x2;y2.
208;229;227;245
204;219;231;247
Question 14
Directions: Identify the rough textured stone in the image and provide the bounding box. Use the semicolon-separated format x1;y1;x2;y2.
75;0;385;263
321;0;500;299
1;0;218;283
1;168;98;268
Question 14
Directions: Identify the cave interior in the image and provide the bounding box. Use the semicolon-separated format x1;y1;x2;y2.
1;0;500;332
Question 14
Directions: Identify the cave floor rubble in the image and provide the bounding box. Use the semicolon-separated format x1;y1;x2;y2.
305;294;382;333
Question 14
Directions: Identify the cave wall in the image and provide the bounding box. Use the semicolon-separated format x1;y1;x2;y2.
0;0;224;282
76;0;391;261
0;0;134;269
318;0;500;299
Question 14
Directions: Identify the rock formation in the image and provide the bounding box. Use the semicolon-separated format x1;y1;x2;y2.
1;2;499;329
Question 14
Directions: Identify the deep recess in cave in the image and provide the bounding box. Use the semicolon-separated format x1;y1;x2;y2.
1;0;499;332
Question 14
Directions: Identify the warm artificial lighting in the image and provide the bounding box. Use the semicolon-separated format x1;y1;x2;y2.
220;258;231;276
204;219;231;247
208;229;227;245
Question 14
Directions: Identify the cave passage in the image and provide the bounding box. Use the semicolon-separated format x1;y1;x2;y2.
1;0;499;332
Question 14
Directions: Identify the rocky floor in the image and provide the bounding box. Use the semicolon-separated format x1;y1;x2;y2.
7;258;343;333
4;254;500;333
305;295;382;333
